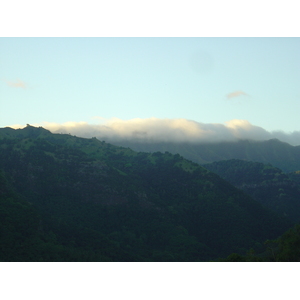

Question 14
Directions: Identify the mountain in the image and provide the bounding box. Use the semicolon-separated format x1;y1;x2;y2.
0;170;41;261
110;138;300;173
203;159;300;223
0;125;293;261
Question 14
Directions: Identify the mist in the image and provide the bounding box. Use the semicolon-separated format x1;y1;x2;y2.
12;118;300;146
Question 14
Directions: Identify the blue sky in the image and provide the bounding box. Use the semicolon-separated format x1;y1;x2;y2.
1;37;300;143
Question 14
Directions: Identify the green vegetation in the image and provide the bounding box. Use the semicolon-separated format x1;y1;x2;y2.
204;159;300;222
112;138;300;173
0;126;297;261
218;224;300;262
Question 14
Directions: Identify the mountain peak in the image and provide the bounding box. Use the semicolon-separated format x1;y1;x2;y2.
0;125;52;140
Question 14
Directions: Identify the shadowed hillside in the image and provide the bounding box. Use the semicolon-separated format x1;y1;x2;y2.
204;159;300;223
0;125;293;261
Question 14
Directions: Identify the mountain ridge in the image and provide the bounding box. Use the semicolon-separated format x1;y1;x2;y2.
109;137;300;173
0;125;295;261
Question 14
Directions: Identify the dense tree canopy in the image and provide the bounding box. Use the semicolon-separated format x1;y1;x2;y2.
0;126;297;261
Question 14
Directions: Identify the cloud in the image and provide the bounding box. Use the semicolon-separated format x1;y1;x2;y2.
5;79;27;89
11;118;300;146
226;90;248;99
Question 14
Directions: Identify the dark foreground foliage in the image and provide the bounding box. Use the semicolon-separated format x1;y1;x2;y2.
0;126;297;261
218;224;300;262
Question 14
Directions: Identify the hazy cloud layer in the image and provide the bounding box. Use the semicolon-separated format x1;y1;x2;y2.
12;118;300;146
5;79;27;89
226;90;248;99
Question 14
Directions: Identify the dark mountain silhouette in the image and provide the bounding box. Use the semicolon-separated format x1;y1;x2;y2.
203;159;300;223
0;125;295;261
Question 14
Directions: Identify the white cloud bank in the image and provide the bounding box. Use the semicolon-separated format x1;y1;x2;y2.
10;118;300;146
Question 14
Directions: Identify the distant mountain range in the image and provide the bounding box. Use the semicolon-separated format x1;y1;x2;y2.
111;138;300;173
1;125;300;261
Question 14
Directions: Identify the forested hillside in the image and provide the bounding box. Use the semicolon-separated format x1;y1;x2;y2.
204;159;300;223
111;138;300;173
0;125;295;261
218;223;300;262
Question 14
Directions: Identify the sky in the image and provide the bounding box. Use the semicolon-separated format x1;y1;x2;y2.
1;26;300;145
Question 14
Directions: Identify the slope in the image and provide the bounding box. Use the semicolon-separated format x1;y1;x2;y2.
110;138;300;173
203;159;300;223
0;126;293;261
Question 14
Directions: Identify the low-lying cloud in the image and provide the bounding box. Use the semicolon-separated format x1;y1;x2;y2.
12;118;300;146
